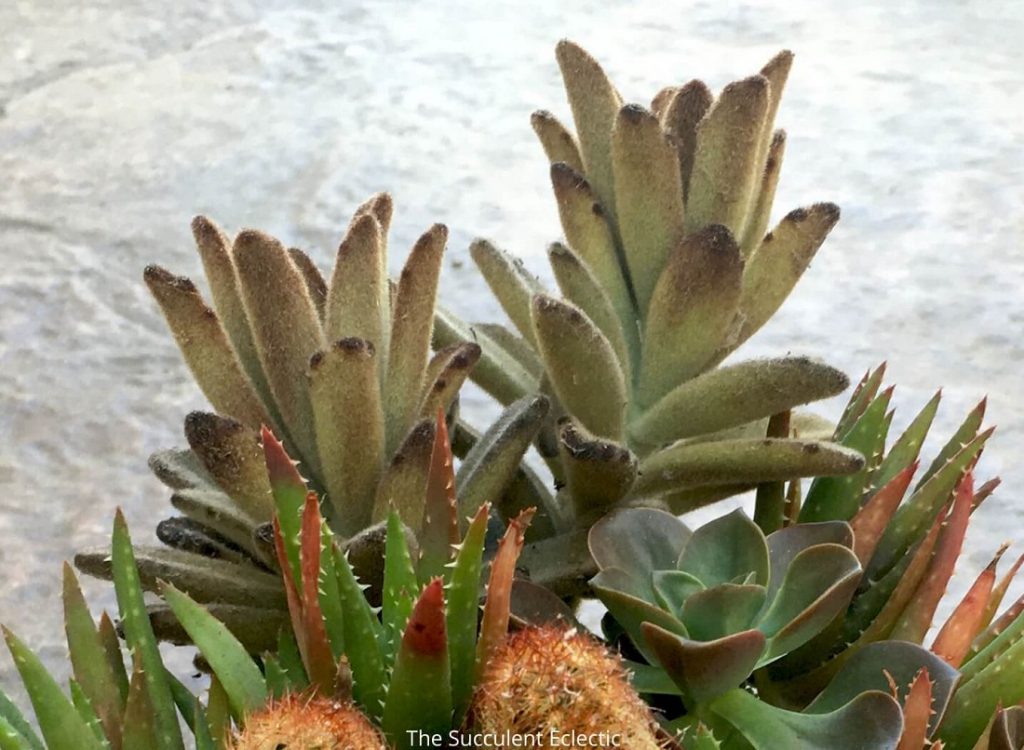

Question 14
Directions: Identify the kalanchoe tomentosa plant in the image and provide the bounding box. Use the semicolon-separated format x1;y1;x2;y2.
76;196;551;650
437;40;865;593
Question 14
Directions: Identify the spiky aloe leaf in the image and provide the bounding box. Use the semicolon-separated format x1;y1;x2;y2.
872;391;942;491
234;230;325;473
418;412;458;581
308;337;385;534
455;395;554;535
110;511;183;750
531;109;584;170
981;552;1024;631
548;242;630;379
800;387;893;523
0;718;33;750
331;543;387;718
448;504;490;722
204;675;230;748
382;510;419;667
385;224;447;453
0;689;43;750
121;657;158;750
891;473;974;643
918;397;987;488
558;418;637;524
160;583;266;718
555;40;622;226
631;356;848;447
850;462;918;567
632;437;864;500
62;564;123;746
298;494;339;690
382;579;451;749
2;629;104;750
932;545;1006;667
470;238;543;347
324;211;389;358
262;426;307;583
612;103;685;313
868;427;992;581
476;509;535;681
144;265;272;433
960;597;1024;683
735;203;840;347
712;687;903;750
639;225;743;404
532;294;626;440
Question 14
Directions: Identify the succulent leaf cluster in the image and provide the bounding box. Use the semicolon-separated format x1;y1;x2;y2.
437;42;867;592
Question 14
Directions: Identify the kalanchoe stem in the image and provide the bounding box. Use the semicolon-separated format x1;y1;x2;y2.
753;410;792;535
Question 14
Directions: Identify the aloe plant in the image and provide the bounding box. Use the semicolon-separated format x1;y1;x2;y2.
76;199;555;649
436;40;864;592
592;374;1024;750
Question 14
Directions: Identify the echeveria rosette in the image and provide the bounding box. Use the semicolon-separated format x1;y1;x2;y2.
589;507;862;707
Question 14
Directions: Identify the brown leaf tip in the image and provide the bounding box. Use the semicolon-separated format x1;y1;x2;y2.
143;264;197;293
559;419;633;465
183;410;246;445
404;578;447;656
334;337;376;357
619;102;653;125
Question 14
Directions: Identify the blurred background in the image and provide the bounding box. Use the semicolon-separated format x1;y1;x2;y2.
1;0;1022;697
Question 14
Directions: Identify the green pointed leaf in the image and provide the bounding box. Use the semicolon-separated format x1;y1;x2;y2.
0;717;32;750
3;628;106;750
110;511;183;750
417;412;458;582
382;510;419;667
121;658;159;750
0;690;42;750
448;504;489;722
383;579;451;749
918;397;987;488
160;583;266;717
632;356;848;448
872;390;941;491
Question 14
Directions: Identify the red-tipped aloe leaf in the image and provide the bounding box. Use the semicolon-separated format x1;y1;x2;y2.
850;462;917;567
895;669;933;750
297;493;337;693
448;503;489;721
262;426;308;587
932;544;1006;667
418;409;459;582
982;552;1024;630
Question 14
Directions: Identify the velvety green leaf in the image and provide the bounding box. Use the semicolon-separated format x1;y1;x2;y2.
660;79;713;202
530;109;584;171
555;39;622;225
233;230;325;475
309;337;385;534
686;75;769;237
639;225;743;405
470;238;543;346
548;163;638;367
372;419;435;525
740;129;786;256
324;210;389;363
633;438;864;500
288;247;327;320
558;417;637;524
631;356;848;448
679;509;769;589
166;486;260;555
385;224;447;453
532;294;627;440
734;203;840;348
432;305;537;405
612;103;686;313
711;687;903;750
419;342;481;420
455;395;553;534
144;265;272;431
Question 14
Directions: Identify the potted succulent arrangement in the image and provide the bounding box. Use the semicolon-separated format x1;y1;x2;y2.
2;40;1022;750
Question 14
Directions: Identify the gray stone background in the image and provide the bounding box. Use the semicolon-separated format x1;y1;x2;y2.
1;0;1022;706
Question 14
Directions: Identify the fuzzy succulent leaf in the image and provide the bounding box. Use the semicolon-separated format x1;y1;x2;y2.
470;238;543;347
531;109;584;171
631;356;848;449
419;342;481;419
639;224;743;404
558;418;637;523
372;419;436;525
659;80;713;201
741;129;787;255
633;437;864;500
